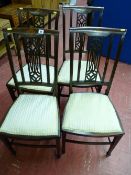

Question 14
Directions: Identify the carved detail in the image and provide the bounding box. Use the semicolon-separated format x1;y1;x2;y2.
33;16;45;28
85;56;98;81
77;13;87;27
85;37;104;81
18;10;28;25
75;33;85;51
75;13;87;50
23;37;45;82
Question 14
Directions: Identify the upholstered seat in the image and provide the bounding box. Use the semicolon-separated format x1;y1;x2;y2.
0;94;59;136
7;64;55;92
58;60;101;84
62;93;122;135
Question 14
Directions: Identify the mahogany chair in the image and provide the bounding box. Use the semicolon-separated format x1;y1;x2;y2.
1;28;60;158
61;27;127;156
17;7;59;29
58;5;104;98
6;8;59;101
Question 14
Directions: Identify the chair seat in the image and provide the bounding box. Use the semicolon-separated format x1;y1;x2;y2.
0;94;59;137
58;60;101;84
62;93;123;136
7;64;55;92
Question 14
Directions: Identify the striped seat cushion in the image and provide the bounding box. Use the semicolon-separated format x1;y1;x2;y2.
62;93;123;135
0;95;59;136
7;64;55;92
58;60;101;84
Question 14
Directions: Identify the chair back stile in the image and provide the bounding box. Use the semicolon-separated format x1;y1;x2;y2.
3;28;59;96
105;32;126;94
3;30;20;94
69;27;127;95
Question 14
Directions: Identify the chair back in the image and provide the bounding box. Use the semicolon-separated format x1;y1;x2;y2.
69;27;127;94
17;8;59;29
3;28;59;95
62;5;104;61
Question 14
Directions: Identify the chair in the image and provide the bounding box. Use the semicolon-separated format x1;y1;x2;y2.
17;8;59;29
58;5;104;98
0;28;60;158
61;27;127;156
6;8;60;101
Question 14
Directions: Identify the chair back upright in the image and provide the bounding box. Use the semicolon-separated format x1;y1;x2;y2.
62;5;104;61
17;8;60;30
3;28;59;96
69;27;127;94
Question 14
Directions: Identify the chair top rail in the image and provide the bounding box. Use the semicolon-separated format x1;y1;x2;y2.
17;7;59;13
3;27;59;37
69;27;127;36
29;11;59;17
62;5;104;11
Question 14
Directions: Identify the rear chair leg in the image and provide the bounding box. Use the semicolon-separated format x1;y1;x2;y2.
6;85;17;101
56;138;61;158
1;137;16;155
106;135;123;157
96;85;102;93
62;132;66;154
58;85;61;107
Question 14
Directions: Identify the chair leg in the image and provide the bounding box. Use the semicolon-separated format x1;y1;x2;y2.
58;85;61;107
56;138;61;158
96;85;102;93
1;137;16;155
62;132;66;154
106;135;123;157
6;85;17;101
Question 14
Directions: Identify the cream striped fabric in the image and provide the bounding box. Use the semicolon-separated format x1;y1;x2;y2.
58;60;101;83
62;93;122;135
8;64;55;92
0;95;59;136
70;0;76;5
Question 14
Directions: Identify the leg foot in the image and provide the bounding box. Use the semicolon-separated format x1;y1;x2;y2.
106;135;123;157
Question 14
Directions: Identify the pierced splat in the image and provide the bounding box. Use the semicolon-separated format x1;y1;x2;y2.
75;13;87;50
85;36;104;81
23;37;44;82
33;15;45;28
76;13;87;27
17;9;30;27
